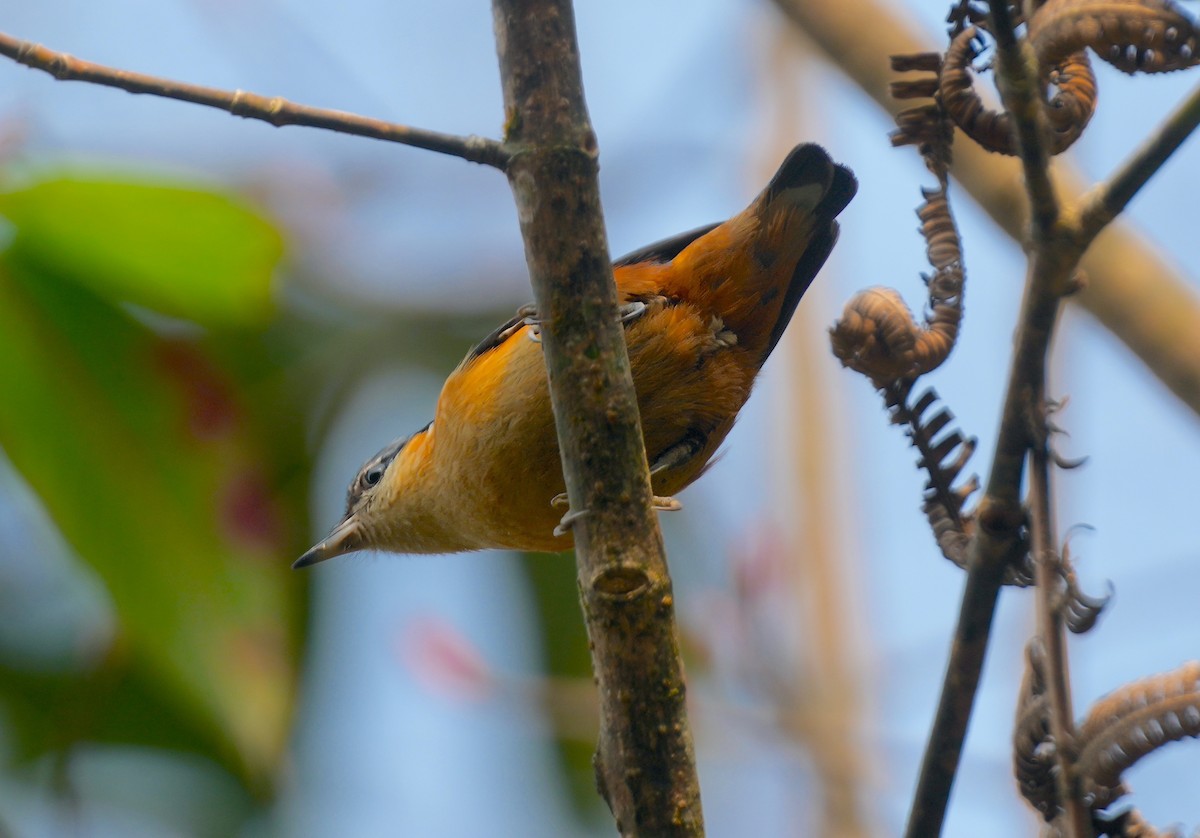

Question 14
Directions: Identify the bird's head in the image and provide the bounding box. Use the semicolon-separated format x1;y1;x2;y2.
293;422;435;568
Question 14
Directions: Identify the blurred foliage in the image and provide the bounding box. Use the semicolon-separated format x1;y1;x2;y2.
0;165;621;832
0;171;308;809
520;551;603;816
0;176;279;328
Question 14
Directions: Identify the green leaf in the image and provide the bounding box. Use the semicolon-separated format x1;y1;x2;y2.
0;175;282;328
0;263;298;786
0;649;243;783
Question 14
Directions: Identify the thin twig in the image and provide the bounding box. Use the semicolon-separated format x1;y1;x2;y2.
1028;419;1089;837
490;1;704;834
903;246;1081;838
0;31;510;169
987;2;1060;236
902;529;1020;838
905;2;1093;834
1080;81;1200;241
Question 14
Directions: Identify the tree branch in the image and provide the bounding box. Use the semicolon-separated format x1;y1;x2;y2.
2;12;705;831
1028;425;1089;837
987;2;1060;236
902;526;1019;838
1080;81;1200;241
490;1;703;834
902;1;1089;828
0;31;509;169
903;235;1083;838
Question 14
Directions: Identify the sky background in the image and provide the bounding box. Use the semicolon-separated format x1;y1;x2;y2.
0;1;1198;835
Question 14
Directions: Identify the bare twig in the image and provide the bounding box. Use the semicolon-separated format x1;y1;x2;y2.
987;2;1061;235
490;1;703;834
904;4;1086;831
0;31;510;169
1080;81;1200;240
902;238;1082;838
902;529;1019;838
1028;427;1089;836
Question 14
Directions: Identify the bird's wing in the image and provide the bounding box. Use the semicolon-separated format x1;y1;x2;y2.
612;222;720;268
459;227;720;369
460;311;528;367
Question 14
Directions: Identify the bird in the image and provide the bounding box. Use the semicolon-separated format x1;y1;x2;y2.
295;143;856;567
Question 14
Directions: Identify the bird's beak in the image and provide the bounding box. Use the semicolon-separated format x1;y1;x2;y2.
293;515;365;569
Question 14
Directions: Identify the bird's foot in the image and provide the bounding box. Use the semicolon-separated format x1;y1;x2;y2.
520;301;648;345
619;300;647;324
553;507;589;538
515;303;543;343
552;491;679;515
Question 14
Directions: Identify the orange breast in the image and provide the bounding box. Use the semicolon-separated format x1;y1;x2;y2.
430;296;758;552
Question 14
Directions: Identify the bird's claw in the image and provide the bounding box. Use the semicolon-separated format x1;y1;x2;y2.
515;303;543;343
520;301;646;345
619;300;647;324
524;317;542;343
550;491;677;532
553;508;589;537
653;496;682;511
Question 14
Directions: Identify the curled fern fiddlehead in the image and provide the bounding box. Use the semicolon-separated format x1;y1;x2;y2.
1076;661;1200;809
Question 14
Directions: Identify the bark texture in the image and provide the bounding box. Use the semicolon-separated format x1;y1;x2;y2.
492;2;704;834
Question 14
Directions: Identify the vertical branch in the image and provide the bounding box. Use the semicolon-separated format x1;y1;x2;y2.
901;532;1015;838
988;1;1060;236
490;2;704;835
1028;425;1089;836
905;4;1081;836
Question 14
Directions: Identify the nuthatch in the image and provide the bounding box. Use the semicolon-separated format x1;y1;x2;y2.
296;143;855;567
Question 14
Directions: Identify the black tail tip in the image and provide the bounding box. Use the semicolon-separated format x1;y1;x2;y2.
767;143;834;200
767;144;857;219
823;164;858;218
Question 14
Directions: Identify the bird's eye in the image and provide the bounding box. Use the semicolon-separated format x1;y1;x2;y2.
363;464;386;488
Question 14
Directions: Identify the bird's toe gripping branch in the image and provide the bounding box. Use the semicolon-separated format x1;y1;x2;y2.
619;300;648;324
542;300;687;536
552;507;589;538
515;302;542;343
548;490;682;536
515;298;651;347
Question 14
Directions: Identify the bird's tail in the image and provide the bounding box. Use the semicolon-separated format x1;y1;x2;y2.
667;143;857;362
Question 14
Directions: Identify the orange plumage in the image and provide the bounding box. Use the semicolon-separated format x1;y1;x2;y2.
296;144;856;566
